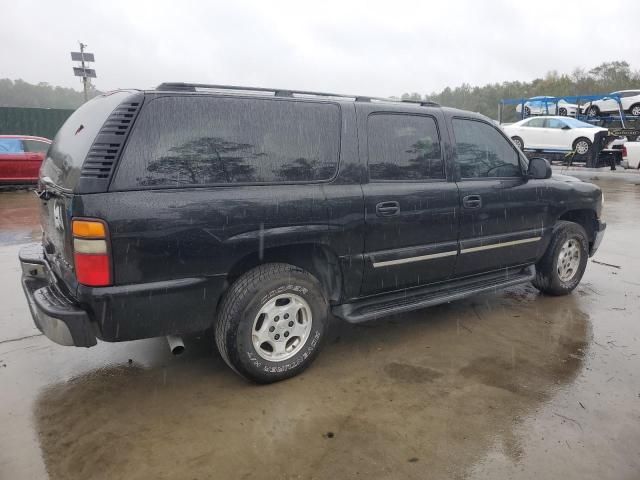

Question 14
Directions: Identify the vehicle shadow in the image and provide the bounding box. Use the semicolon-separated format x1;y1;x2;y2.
34;284;589;480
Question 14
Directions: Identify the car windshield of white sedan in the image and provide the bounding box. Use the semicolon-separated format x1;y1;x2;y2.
561;118;597;128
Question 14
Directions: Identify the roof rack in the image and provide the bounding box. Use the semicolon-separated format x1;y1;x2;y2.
155;82;439;107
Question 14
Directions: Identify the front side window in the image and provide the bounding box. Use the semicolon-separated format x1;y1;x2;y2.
367;113;444;181
453;119;522;179
113;96;341;189
0;138;24;154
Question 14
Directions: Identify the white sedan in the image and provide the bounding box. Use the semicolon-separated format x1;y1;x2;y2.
503;116;608;155
582;90;640;117
515;96;578;116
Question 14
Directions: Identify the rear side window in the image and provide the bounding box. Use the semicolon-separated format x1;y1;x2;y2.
367;113;444;181
452;119;522;178
524;118;545;128
112;96;340;189
0;138;24;154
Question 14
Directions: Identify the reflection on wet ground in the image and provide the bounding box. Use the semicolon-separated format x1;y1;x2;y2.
1;178;639;479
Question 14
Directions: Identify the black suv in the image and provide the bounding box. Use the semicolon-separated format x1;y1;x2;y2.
20;83;606;383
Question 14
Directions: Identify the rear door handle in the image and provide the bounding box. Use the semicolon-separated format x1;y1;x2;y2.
462;195;482;209
376;201;400;217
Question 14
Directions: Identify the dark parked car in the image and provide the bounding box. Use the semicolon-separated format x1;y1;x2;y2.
20;84;606;383
0;135;51;183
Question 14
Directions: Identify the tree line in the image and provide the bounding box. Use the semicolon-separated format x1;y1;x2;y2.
1;61;638;118
400;61;639;121
0;78;100;109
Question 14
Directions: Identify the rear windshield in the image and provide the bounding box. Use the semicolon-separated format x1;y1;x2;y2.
111;95;341;189
40;91;134;190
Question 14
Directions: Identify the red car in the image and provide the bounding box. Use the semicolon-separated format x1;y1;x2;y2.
0;135;52;183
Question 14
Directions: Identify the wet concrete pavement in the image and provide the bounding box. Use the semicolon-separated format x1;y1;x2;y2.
0;180;638;479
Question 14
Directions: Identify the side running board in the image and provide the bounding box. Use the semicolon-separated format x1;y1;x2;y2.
332;265;535;324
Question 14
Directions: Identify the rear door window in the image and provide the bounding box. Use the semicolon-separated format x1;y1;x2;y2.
112;96;341;189
367;113;444;181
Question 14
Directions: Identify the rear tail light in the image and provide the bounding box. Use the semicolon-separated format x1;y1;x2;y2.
72;219;112;286
622;146;627;158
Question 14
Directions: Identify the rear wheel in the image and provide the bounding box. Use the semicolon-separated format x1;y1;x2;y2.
524;106;531;117
511;136;524;150
215;263;328;383
573;137;592;156
630;104;640;116
587;105;600;117
558;107;567;116
532;221;589;296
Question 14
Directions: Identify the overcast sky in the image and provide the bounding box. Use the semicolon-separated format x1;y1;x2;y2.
3;0;639;97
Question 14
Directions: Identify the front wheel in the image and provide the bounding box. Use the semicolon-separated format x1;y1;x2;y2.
511;136;524;150
629;104;640;117
215;263;328;383
587;105;600;117
558;107;567;116
532;221;589;296
573;137;592;156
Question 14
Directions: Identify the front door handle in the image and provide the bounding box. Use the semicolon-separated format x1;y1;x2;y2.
462;195;482;209
376;201;400;217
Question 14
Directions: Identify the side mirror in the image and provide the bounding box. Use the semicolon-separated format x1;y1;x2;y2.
562;125;571;130
527;157;552;179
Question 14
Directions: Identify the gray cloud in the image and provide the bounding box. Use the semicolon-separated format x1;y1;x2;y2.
2;0;638;97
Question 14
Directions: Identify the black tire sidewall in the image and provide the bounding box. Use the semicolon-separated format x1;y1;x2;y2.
226;270;327;383
547;224;589;294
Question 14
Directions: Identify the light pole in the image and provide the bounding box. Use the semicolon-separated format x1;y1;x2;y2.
71;42;96;103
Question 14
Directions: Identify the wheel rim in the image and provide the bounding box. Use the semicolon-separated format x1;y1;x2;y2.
632;106;640;116
513;138;522;149
559;108;567;116
575;141;589;155
557;238;581;282
524;107;530;116
251;293;313;362
588;107;597;117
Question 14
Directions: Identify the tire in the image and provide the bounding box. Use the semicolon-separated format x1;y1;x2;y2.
524;106;531;117
587;105;600;117
629;104;640;117
511;136;524;150
532;221;589;296
572;137;592;156
215;263;328;383
558;107;567;116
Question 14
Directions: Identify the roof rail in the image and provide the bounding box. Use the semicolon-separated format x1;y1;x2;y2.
155;82;439;107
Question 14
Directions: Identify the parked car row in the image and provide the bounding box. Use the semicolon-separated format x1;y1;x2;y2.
0;135;51;183
516;90;640;118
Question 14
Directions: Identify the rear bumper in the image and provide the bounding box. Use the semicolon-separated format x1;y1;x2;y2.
19;244;226;346
590;220;606;256
20;244;97;347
